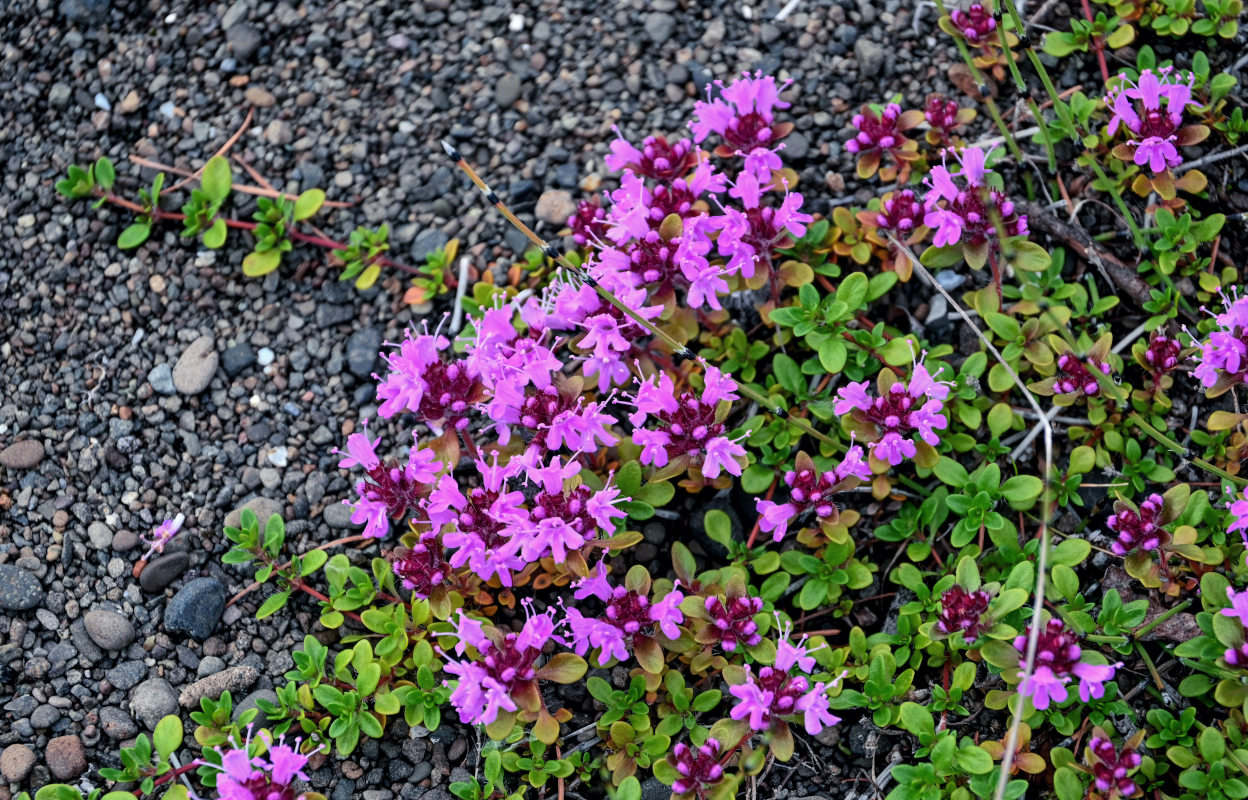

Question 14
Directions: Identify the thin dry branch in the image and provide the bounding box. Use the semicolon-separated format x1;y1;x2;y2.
163;106;254;195
128;155;354;208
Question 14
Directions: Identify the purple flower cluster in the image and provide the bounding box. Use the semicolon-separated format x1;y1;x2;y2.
845;103;905;156
1220;586;1248;665
728;621;841;735
1053;351;1113;396
1107;493;1165;556
628;366;746;480
755;445;872;541
935;585;991;642
949;3;997;43
875;189;925;237
389;532;450;597
670;738;725;796
1105;68;1196;174
335;422;443;539
1088;735;1142;798
443;605;559;725
690;71;793;158
1016;619;1120;710
704;593;765;652
1229;486;1248;556
834;360;952;465
205;732;311;800
564;564;685;666
1191;290;1248;395
375;323;483;431
923;147;1028;251
424;454;625;587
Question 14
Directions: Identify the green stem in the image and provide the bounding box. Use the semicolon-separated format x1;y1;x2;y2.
1132;599;1192;640
931;0;1023;161
1085;633;1129;644
1134;642;1166;692
1027;98;1056;172
1127;412;1248;486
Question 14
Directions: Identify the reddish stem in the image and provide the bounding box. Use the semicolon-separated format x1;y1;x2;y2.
1080;0;1111;84
148;761;199;791
294;581;364;623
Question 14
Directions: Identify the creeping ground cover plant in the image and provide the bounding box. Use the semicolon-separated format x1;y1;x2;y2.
38;6;1248;800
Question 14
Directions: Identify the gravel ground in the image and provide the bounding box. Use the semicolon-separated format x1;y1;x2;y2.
0;0;961;797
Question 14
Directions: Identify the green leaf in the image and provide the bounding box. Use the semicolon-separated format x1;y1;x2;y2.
837;271;869;311
301;548;328;576
616;776;642;800
201;155;233;204
203;217;228;249
773;353;806;396
1053;767;1084;800
294;188;326;221
1051;538;1091;567
256;591;291;620
704;509;735;548
921;244;964;268
1001;475;1043;505
243;248;282;276
956;744;994;774
933;456;969;488
153;715;183;760
35;787;86;800
1006;240;1052;272
118;222;152;249
95;156;116;191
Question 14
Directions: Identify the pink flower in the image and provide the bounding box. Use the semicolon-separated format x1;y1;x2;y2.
1089;736;1142;798
727;621;840;735
670;739;726;796
562;575;685;667
1106;493;1165;555
206;731;311;800
1020;665;1069;711
604;127;701;181
1190;290;1248;393
141;513;185;561
755;445;871;542
756;500;799;541
444;660;517;725
691;72;793;156
728;678;774;730
443;605;563;724
835;359;952;465
949;3;997;43
376;320;482;430
628;368;744;478
921;147;1027;252
1014;619;1119;710
1074;661;1121;702
1222;586;1248;628
346;486;391;539
334;419;381;470
702;436;746;479
1105;68;1196;174
390;532;449;597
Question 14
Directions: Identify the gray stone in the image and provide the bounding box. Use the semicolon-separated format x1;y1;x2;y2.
854;38;887;77
324;502;354;528
31;704;62;729
179;665;259;708
265;119;293;145
69;619;103;663
147;363;176;395
784;132;810;160
0;439;43;469
233;688;279;727
534;190;575;226
84;607;136;650
221;342;256;377
100;706;138;740
0;744;35;783
346;327;382;379
701;18;725;47
88;521;113;549
644;11;676;43
130;678;179;729
106;660;147;691
165;577;227;640
197;655;226;678
226;23;262;60
172;335;218;395
112;530;139;552
225;496;284;529
139;552;188;592
495;73;522;107
60;0;109;22
50;83;72;107
0;564;43;610
45;736;86;781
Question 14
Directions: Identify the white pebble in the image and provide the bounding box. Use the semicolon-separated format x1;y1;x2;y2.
267;448;288;468
257;347;275;366
159;101;176;118
508;13;524;31
94;92;111;111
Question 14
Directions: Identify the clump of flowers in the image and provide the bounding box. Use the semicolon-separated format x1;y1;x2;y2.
1105;68;1204;180
691;71;795;159
605;127;701;181
567;198;608;246
1030;335;1115;405
141;513;185;561
203;731;311;800
935;585;991;642
336;424;442;539
1107;493;1167;555
1190;290;1248;396
702;592;765;653
711;163;813;282
835;358;952;466
1087;731;1144;799
669;738;726;797
844;102;923;181
1221;587;1248;666
923;94;976;145
1015;619;1121;710
375;322;484;432
922;147;1028;274
628;366;746;482
948;2;997;43
564;564;684;668
755;446;872;541
1228;485;1248;555
389;531;450;598
727;621;841;738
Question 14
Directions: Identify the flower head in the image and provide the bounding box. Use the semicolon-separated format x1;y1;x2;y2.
922;147;1028;251
1190;290;1248;395
935;585;991;642
1015;619;1120;710
564;572;684;667
389;532;450;597
206;730;311;800
628;367;745;479
728;622;839;736
1088;735;1142;798
690;72;793;157
444;605;563;725
1107;493;1166;555
755;446;871;542
949;3;997;43
1105;68;1197;174
670;738;726;796
1053;351;1113;396
375;320;484;430
835;359;952;465
605;127;701;181
568;198;608;246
